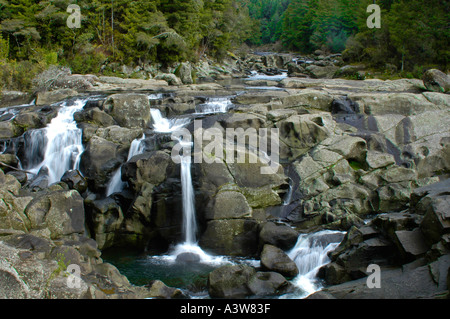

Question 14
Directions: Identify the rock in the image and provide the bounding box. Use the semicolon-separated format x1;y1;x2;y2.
79;136;128;192
376;182;414;212
44;190;85;239
102;94;151;128
208;264;256;298
35;89;78;106
281;90;334;111
0;154;20;172
277;114;330;160
418;189;450;245
6;171;27;185
394;229;429;261
315;256;450;298
220;113;266;130
331;97;360;114
95;126;143;147
13;112;42;131
199;219;259;256
122;151;174;191
422;69;450;93
0;121;22;139
259;222;299;251
366;151;395;169
232;91;288;105
147;280;184;299
348;92;438;116
84;196;124;250
74;107;116;127
206;190;252;220
260;244;299;278
0;90;32;107
305;65;339;79
61;170;88;194
247;271;293;297
287;62;306;77
175;252;200;263
155;73;182;86
176;62;194;85
335;65;366;78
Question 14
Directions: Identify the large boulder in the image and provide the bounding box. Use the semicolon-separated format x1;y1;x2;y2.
260;244;299;278
414;179;450;245
84;196;124;250
199;219;260;256
305;65;339;79
206;189;252;220
422;69;450;93
35;89;78;106
79;136;128;192
25;190;85;239
259;222;299;251
102;94;151;128
247;271;293;297
122;151;175;191
208;264;256;298
176;62;194;85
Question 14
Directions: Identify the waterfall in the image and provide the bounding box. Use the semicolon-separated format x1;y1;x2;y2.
195;97;232;114
106;135;146;197
150;109;190;133
180;145;197;245
286;230;345;298
27;98;86;184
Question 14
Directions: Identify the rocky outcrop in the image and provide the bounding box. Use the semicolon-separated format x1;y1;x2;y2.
422;69;450;93
102;94;152;128
260;244;299;278
315;178;450;298
208;264;294;298
0;169;150;299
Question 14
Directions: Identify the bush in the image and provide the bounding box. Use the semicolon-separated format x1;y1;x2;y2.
0;60;42;92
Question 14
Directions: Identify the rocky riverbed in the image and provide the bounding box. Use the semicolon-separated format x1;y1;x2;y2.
0;53;449;299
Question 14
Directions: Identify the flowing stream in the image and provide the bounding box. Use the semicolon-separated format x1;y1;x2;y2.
26;98;87;184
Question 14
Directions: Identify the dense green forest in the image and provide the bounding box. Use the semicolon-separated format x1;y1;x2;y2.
244;0;448;74
0;0;448;91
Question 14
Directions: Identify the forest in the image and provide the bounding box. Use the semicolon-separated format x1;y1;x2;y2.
0;0;448;91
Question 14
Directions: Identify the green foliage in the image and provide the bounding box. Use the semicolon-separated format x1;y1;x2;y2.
343;0;449;72
240;0;290;45
0;0;255;87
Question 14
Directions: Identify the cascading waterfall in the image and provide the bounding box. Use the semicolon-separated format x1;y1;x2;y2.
150;109;190;133
285;230;345;298
106;135;146;196
195;97;232;114
27;98;86;184
179;140;197;245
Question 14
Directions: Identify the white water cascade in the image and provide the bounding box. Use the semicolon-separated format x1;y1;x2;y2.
28;98;86;184
180;140;197;245
195;97;232;114
150;109;190;133
106;135;146;196
285;230;345;298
